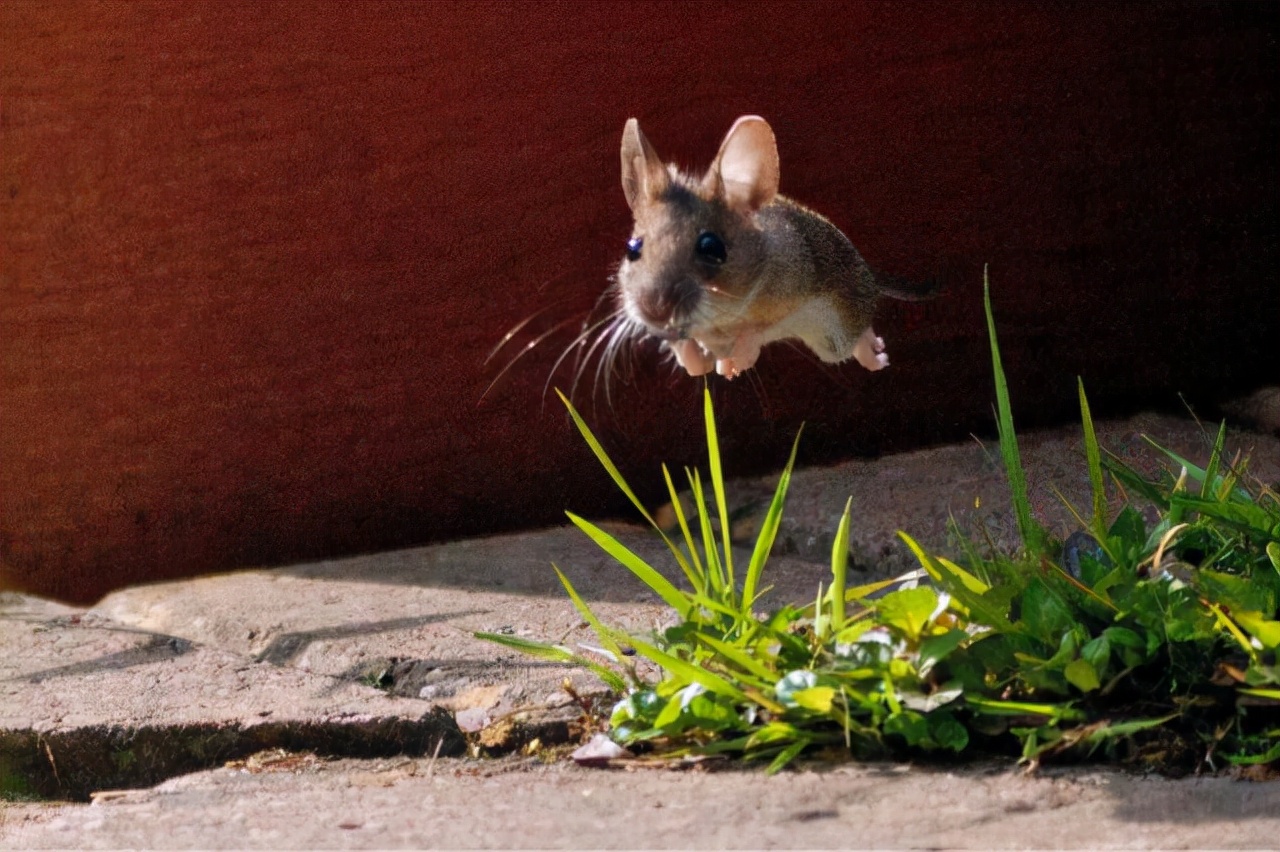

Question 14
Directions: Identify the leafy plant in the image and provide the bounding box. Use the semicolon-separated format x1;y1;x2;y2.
480;270;1280;773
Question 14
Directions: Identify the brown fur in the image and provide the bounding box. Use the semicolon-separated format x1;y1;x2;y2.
617;116;933;378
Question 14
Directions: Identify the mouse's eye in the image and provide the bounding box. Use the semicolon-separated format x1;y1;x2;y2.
625;237;643;262
695;231;726;265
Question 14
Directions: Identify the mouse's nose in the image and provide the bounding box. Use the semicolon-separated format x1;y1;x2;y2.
635;278;700;330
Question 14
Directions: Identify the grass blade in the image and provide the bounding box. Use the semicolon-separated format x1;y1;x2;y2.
704;386;736;587
741;427;803;614
566;512;693;615
694;632;782;693
626;634;749;703
689;468;730;601
829;497;853;632
662;463;706;593
897;531;1018;633
1141;437;1253;504
965;695;1086;721
558;389;701;585
553;565;634;678
984;268;1042;553
474;632;628;693
558;388;654;526
1201;421;1227;501
765;739;809;774
1077;378;1108;538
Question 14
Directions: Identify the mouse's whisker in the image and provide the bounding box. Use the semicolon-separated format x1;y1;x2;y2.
484;301;575;366
597;317;637;406
481;313;581;404
596;315;642;413
571;313;624;405
545;311;622;404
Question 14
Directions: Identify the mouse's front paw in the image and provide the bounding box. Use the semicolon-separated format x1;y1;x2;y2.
853;328;889;371
670;339;716;376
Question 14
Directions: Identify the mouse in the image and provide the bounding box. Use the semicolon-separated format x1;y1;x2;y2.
616;115;935;379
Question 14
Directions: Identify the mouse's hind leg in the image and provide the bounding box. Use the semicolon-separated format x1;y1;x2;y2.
852;326;889;371
715;330;763;379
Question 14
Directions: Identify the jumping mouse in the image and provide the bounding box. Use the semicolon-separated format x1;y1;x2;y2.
617;115;934;379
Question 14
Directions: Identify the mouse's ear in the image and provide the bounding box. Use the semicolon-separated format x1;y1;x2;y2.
707;116;779;213
621;119;669;211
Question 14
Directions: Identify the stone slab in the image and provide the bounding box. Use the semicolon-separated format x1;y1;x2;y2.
4;758;1278;850
2;413;1277;839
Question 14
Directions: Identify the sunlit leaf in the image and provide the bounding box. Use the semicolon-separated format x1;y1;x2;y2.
876;587;939;643
1064;658;1101;693
565;512;692;615
791;686;837;713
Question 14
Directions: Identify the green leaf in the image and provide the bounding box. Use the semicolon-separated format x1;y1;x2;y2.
558;390;700;587
1101;626;1149;668
741;426;802;614
1143;438;1253;504
876;587;939;643
1103;455;1171;509
684;692;742;731
765;738;810;774
694;632;780;691
884;710;929;745
1075;714;1180;753
1170;495;1280;540
559;389;657;529
473;632;628;693
932;717;970;752
565;512;693;615
829;497;854;632
1196;569;1276;614
611;690;665;726
745;720;805;748
918;629;968;675
1233;610;1280;651
1107;505;1147;549
552;565;632;674
689;469;730;601
704;386;735;587
661;464;706;593
1080;634;1111;672
965;695;1086;721
791;686;838;713
1078;378;1109;539
775;670;820;709
627;634;749;703
897;532;1017;633
984;269;1043;553
1020;578;1075;641
896;533;988;594
1201;421;1227;501
653;683;701;730
1224;737;1280;767
1064;658;1101;693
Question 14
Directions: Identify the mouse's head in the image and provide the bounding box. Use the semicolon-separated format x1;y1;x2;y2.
615;116;780;348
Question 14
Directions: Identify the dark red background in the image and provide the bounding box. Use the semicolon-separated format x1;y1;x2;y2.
3;2;1276;602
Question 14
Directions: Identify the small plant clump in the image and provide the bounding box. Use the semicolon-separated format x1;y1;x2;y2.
480;273;1280;774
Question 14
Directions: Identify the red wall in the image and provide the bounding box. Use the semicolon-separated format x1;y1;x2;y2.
3;2;1276;601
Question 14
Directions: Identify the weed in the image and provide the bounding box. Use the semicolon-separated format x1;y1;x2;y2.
479;270;1280;773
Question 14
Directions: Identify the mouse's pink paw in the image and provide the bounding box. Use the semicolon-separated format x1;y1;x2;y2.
716;357;744;379
715;331;763;380
853;327;889;371
670;339;715;376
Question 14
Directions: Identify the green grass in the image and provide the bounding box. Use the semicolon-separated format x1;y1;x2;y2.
479;269;1280;773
